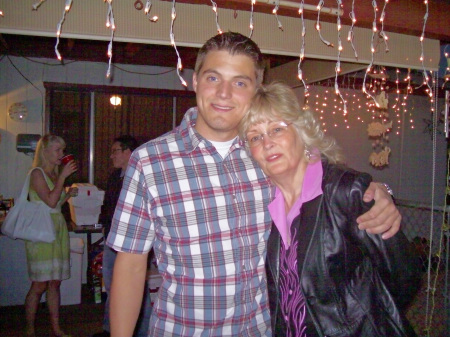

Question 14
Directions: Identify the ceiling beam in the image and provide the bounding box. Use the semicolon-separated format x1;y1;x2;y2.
165;0;450;42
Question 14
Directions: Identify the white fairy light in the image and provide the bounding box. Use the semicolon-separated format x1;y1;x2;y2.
272;1;284;31
362;0;378;106
54;0;74;61
65;0;73;12
379;0;389;52
105;0;115;78
32;0;46;11
249;0;256;38
419;0;433;98
347;0;358;59
170;0;187;87
210;1;222;34
334;0;347;115
144;0;152;14
142;1;158;22
297;1;308;97
316;0;333;47
442;45;450;89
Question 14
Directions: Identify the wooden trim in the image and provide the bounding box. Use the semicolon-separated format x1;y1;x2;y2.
43;82;195;98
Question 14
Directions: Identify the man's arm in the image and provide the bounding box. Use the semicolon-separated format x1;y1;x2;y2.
110;251;149;337
357;182;401;240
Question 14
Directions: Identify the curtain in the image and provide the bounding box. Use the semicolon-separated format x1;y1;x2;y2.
46;84;195;192
94;93;174;190
49;90;90;186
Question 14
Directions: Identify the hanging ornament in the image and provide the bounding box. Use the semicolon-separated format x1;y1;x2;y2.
367;120;392;137
374;91;389;109
367;80;391;168
369;146;391;167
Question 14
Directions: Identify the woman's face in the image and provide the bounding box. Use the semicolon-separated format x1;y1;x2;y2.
246;118;307;179
44;141;65;166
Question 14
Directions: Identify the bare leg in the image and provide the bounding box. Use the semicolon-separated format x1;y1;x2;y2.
47;280;65;336
25;281;48;336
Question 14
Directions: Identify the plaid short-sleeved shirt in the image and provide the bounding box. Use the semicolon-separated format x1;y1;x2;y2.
107;108;274;337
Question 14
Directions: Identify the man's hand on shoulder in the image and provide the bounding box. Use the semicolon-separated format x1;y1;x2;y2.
357;182;401;239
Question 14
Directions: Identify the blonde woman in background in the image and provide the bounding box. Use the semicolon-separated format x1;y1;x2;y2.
25;134;78;337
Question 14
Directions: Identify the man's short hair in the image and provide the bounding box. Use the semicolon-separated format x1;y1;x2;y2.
194;32;265;86
114;135;138;152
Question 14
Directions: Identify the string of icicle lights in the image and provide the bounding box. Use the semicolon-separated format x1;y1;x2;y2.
26;0;436;104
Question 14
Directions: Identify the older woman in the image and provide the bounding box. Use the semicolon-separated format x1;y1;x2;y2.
25;134;78;337
239;82;421;337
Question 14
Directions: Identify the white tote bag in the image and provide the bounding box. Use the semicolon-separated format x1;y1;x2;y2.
1;168;56;243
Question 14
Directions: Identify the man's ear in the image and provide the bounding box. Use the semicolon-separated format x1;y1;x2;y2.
124;148;132;158
192;73;198;92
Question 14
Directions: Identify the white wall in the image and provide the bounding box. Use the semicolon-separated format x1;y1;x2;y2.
1;55;447;206
0;56;195;299
0;55;194;200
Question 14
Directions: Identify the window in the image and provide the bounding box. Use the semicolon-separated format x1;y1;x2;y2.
45;83;196;190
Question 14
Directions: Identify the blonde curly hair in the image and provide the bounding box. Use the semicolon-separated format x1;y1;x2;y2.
239;81;345;164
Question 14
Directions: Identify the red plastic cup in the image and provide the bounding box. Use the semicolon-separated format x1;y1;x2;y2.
60;154;75;165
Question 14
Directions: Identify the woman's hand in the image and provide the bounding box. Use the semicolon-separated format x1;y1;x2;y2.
67;187;78;198
357;182;401;239
60;160;78;179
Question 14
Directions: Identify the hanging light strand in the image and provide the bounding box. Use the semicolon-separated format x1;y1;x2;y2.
272;0;284;31
347;0;358;59
419;0;433;98
442;45;450;89
105;0;116;78
297;1;308;97
54;0;73;61
32;0;46;11
334;0;346;115
316;0;333;47
362;0;378;107
170;0;187;87
144;0;152;14
143;0;158;21
249;0;255;38
392;69;401;134
379;0;389;52
401;69;412;129
210;1;222;34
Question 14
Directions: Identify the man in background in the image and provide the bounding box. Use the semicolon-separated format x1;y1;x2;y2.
92;135;151;337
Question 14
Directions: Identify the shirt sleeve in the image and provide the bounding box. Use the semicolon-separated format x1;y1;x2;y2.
339;169;422;310
106;150;155;254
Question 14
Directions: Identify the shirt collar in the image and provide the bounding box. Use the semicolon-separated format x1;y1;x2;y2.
181;107;244;155
268;158;323;249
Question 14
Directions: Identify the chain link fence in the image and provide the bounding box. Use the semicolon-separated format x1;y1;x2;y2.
396;199;449;337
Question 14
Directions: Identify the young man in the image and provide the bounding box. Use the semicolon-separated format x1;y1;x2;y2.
92;136;151;337
107;32;401;337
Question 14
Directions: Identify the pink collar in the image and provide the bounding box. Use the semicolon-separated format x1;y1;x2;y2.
268;159;323;249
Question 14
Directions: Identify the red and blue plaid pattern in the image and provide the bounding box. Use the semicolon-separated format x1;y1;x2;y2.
107;108;274;336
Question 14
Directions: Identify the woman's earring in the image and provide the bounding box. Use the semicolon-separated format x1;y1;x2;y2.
304;148;311;161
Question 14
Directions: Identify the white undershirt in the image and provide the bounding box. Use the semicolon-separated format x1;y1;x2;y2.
209;137;237;158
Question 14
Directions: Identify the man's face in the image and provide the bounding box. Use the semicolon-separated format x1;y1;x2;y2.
193;50;257;142
110;141;131;170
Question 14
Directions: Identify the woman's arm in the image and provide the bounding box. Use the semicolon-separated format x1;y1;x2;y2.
345;172;422;309
30;162;77;208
